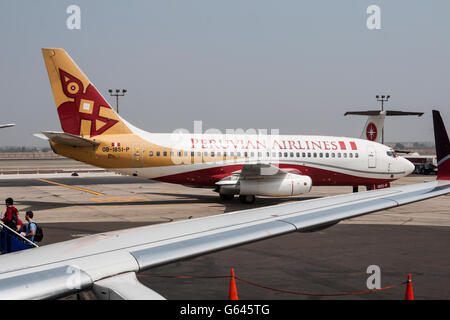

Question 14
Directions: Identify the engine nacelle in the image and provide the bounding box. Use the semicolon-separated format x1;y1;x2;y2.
239;173;312;197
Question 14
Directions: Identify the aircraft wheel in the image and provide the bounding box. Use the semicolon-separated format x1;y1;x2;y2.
219;193;234;201
239;195;256;204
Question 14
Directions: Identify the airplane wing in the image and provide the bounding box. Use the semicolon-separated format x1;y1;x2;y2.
38;131;100;147
0;110;448;300
217;162;289;180
0;124;15;129
0;179;448;300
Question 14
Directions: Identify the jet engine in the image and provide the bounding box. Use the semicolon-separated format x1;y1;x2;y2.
239;173;312;197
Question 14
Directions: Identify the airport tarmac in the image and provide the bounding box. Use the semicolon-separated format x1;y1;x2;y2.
0;172;449;299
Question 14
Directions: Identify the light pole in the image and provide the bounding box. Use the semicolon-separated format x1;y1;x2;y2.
108;89;127;114
376;94;390;144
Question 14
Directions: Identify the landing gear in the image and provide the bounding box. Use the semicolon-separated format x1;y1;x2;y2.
352;186;358;193
239;195;256;204
219;193;234;201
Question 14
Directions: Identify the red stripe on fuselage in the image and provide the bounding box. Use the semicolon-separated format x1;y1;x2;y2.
153;164;394;187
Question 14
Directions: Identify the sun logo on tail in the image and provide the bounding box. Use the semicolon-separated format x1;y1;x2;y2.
57;69;118;137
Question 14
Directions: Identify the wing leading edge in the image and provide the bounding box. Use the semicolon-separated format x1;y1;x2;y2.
0;179;448;299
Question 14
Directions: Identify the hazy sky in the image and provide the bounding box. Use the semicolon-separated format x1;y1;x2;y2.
0;0;449;146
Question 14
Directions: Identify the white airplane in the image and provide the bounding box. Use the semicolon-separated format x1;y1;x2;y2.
37;48;415;204
0;110;448;300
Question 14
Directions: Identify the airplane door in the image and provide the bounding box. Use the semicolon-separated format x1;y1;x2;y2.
132;144;144;167
368;146;377;168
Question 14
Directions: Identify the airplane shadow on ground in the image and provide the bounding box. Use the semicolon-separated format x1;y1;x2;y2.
15;192;321;214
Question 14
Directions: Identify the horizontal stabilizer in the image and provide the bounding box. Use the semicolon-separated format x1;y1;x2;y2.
345;110;424;117
40;131;100;147
0;124;15;129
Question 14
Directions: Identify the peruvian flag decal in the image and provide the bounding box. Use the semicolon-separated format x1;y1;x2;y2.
112;142;120;147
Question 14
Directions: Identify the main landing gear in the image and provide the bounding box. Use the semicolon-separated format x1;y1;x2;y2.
219;193;235;201
239;195;256;204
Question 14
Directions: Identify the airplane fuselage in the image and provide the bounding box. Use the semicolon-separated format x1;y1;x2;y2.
50;129;414;188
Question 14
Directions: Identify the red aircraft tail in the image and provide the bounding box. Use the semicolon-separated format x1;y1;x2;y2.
432;110;450;180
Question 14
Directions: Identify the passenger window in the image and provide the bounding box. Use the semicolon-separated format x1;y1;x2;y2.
191;151;194;156
343;153;347;158
211;152;215;157
284;152;288;157
230;152;234;157
237;152;241;157
325;153;329;158
331;153;335;158
197;152;201;157
163;151;167;156
337;153;341;158
156;151;160;156
149;151;153;156
244;152;248;157
204;152;208;156
349;153;353;158
250;152;254;157
307;152;311;157
313;153;317;158
319;153;323;158
355;153;359;158
302;152;306;157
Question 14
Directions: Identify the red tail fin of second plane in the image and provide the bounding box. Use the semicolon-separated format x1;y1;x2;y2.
42;48;132;138
433;110;450;180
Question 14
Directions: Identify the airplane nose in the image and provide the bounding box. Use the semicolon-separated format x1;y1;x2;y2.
404;158;415;175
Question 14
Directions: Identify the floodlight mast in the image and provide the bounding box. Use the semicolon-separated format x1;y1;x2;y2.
108;89;127;114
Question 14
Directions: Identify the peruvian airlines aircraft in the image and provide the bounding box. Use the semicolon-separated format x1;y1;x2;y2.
38;48;415;203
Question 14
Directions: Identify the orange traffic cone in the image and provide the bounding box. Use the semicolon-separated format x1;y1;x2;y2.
228;268;239;300
405;274;414;300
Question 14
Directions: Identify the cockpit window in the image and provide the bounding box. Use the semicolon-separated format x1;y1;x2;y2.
386;150;397;158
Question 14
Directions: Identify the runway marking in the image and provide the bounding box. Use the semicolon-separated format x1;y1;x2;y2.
37;178;105;196
90;196;150;203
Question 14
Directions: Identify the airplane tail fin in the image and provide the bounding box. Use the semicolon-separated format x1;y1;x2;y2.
432;110;450;180
361;113;385;143
41;48;132;138
344;111;385;143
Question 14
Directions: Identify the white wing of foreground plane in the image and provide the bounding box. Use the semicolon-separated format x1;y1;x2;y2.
0;110;448;300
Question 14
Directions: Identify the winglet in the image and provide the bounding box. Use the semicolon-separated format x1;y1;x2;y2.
432;110;450;180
